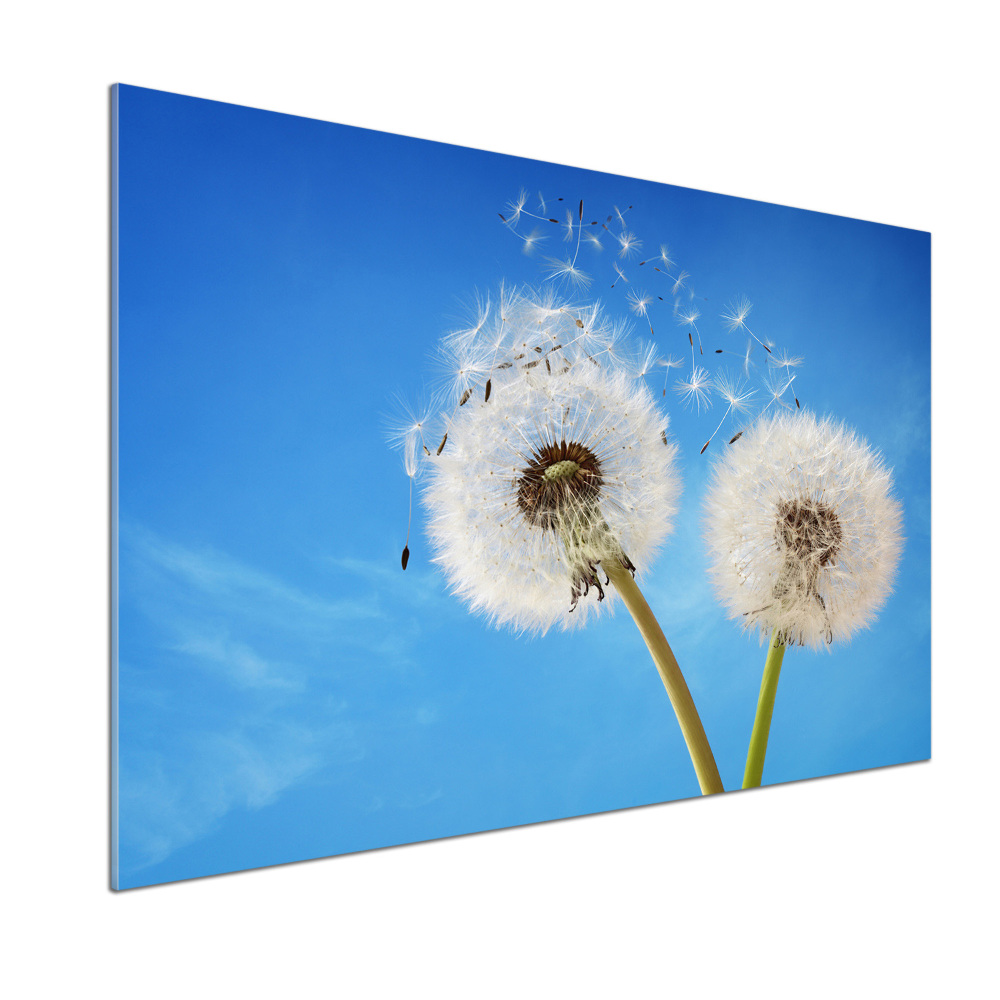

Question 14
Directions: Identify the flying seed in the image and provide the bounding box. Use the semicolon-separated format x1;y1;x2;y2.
484;379;491;402
423;445;430;456
578;200;583;221
575;319;584;328
700;440;710;455
533;346;543;352
548;218;559;224
795;397;801;408
715;349;723;353
401;545;410;571
660;430;669;445
496;362;512;370
498;213;507;222
729;431;743;444
436;433;448;455
459;388;472;406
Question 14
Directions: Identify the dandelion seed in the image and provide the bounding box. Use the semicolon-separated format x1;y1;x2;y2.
769;350;803;369
658;355;684;396
519;229;546;255
504;188;529;226
674;366;713;413
677;307;703;363
760;369;796;416
699;372;756;455
543;256;592;289
722;297;771;354
617;231;642;259
626;288;653;317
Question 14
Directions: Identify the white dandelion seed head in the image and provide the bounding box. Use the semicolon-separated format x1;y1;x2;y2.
703;410;903;650
421;297;681;634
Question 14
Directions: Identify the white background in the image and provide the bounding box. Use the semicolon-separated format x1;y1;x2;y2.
3;2;995;996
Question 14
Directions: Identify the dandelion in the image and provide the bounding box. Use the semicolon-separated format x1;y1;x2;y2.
415;288;723;794
426;345;677;633
703;410;903;785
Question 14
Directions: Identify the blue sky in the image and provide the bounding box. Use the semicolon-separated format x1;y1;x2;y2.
112;84;930;889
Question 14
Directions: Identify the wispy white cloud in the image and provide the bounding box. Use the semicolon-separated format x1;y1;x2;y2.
170;633;305;692
120;717;363;872
117;524;439;879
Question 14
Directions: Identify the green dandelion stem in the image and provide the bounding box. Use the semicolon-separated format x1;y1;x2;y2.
605;561;724;796
743;628;787;789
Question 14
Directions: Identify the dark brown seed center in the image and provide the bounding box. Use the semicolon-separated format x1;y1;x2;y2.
775;498;842;566
516;440;603;530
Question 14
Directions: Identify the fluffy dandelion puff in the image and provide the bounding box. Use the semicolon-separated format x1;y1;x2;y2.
423;308;680;634
703;410;903;649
